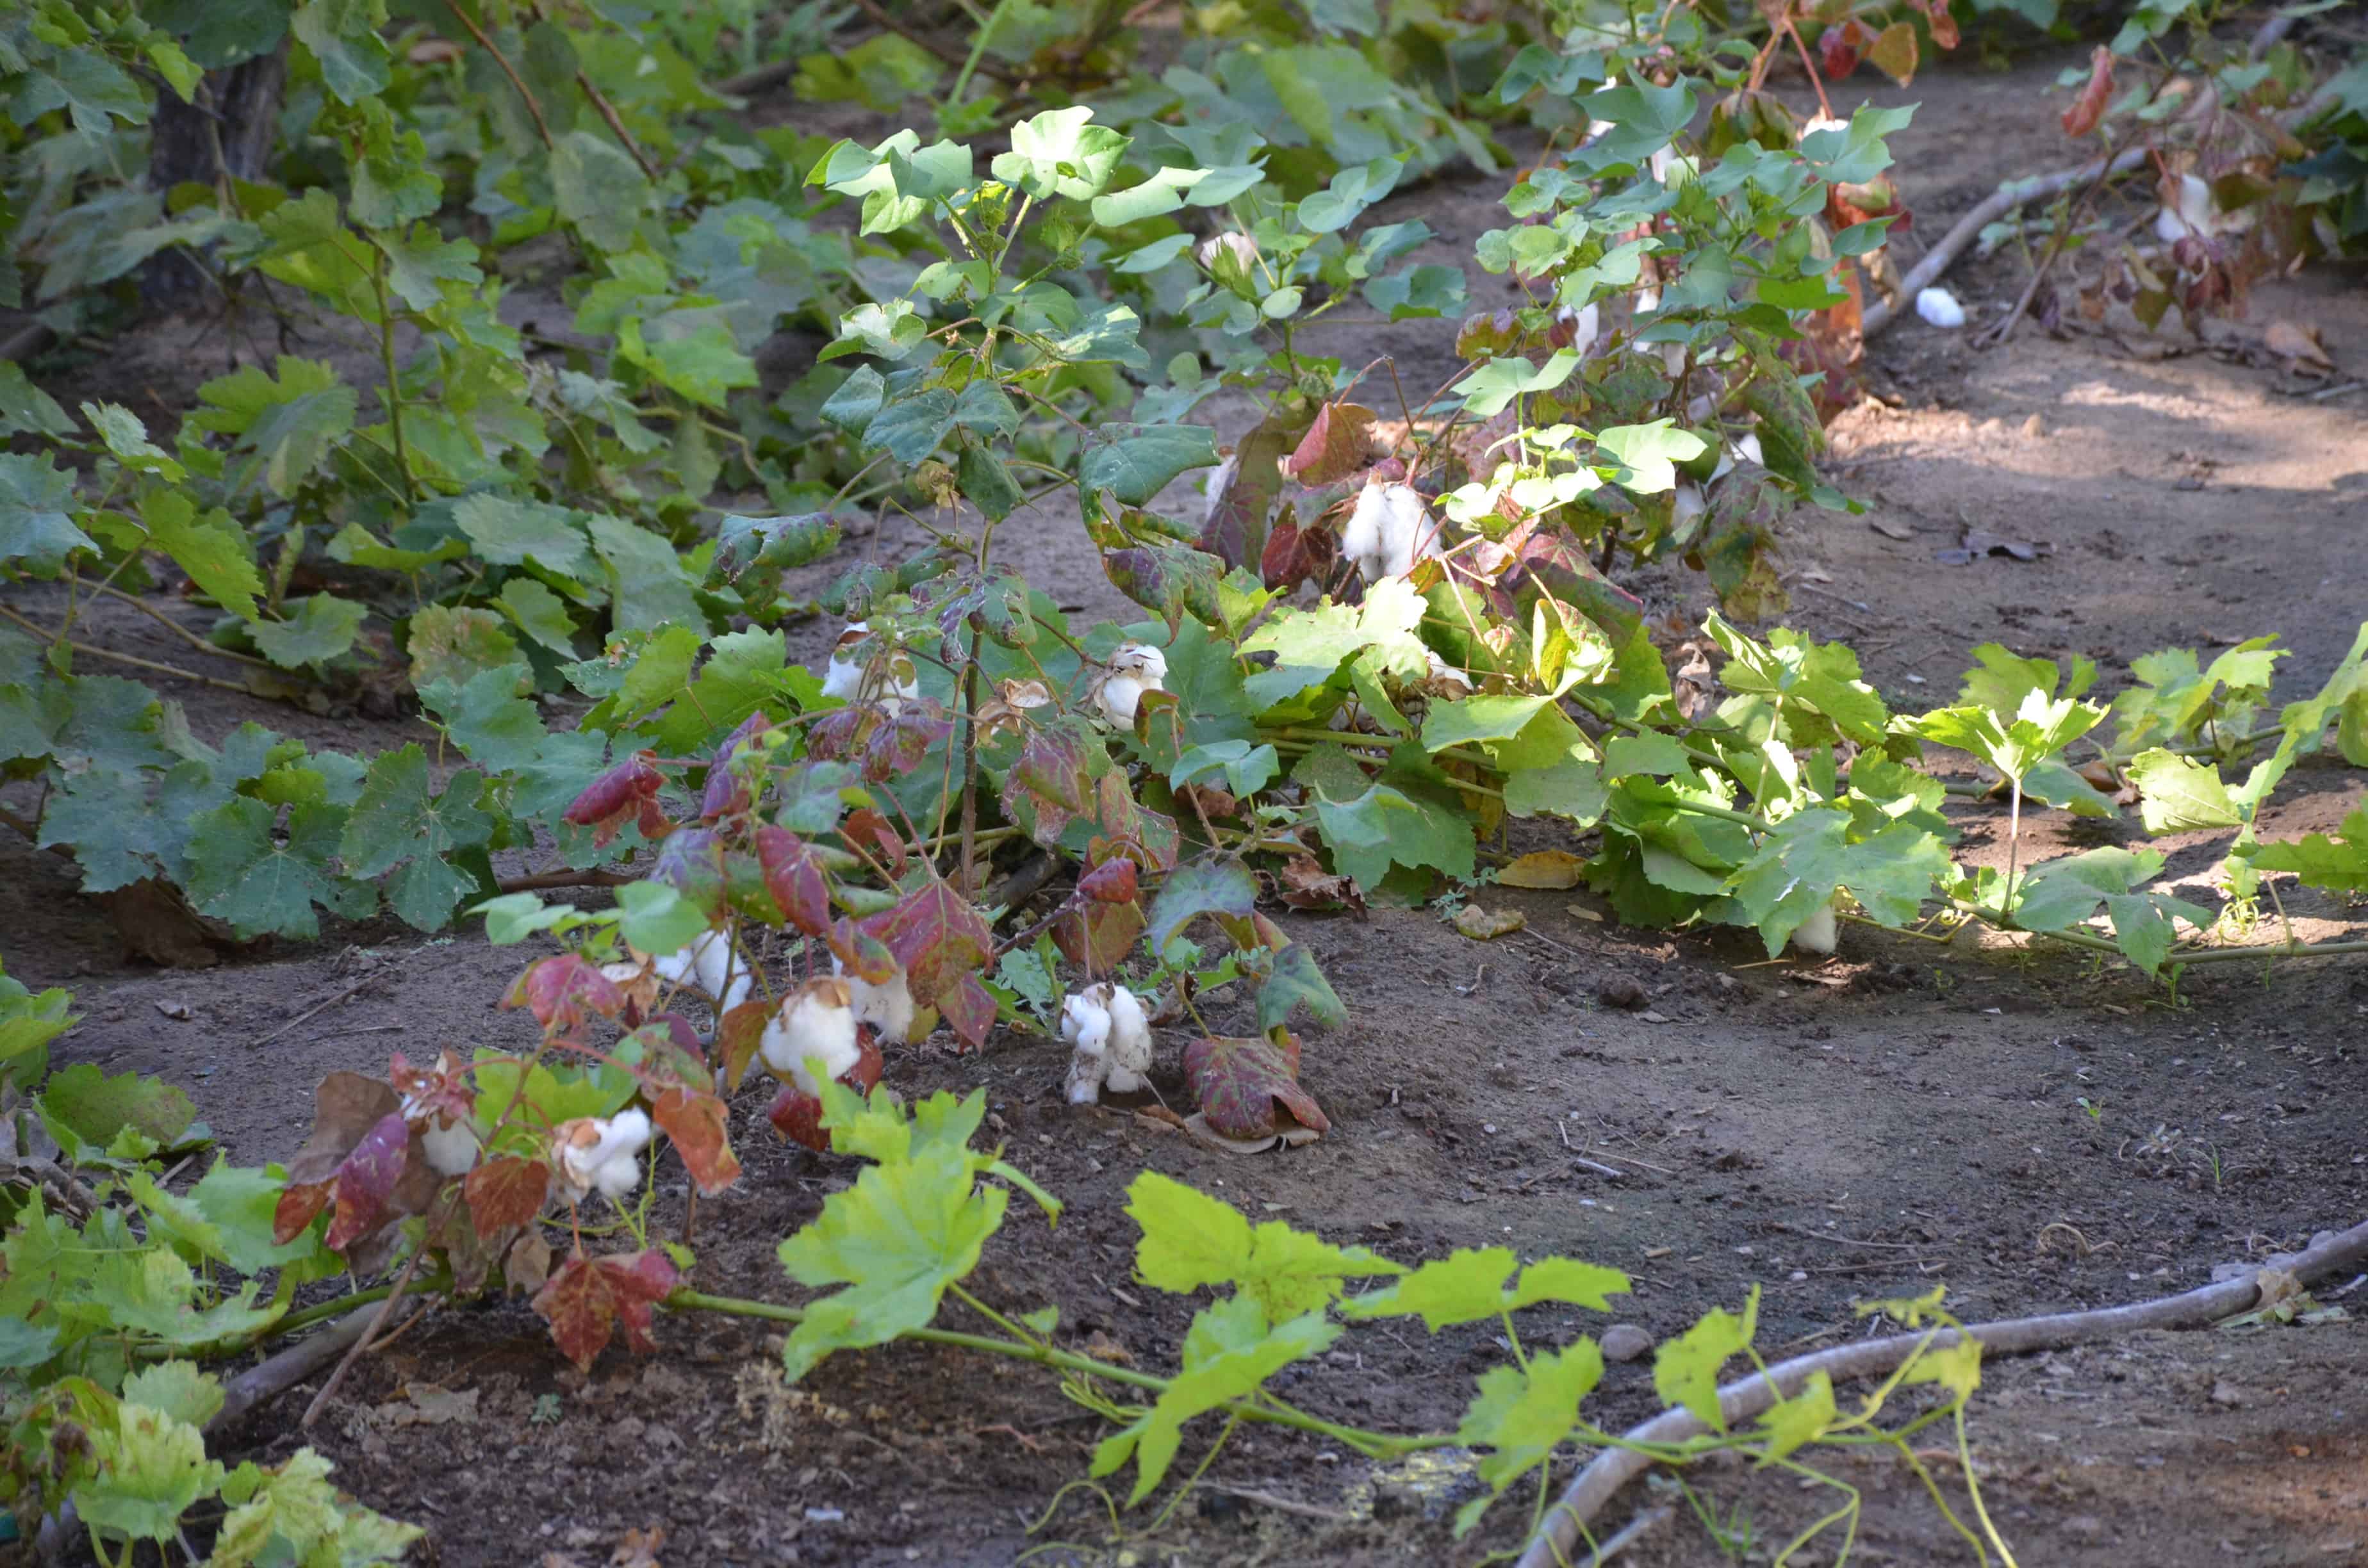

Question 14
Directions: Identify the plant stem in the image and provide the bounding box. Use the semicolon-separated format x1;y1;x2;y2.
368;249;416;504
86;582;278;669
0;603;258;694
666;1287;1450;1456
948;0;1017;108
443;0;555;151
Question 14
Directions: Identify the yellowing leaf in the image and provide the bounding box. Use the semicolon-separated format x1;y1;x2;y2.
1453;903;1525;940
1498;851;1584;889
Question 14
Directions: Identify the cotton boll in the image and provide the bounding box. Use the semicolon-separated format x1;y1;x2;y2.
1552;303;1600;355
420;1117;482;1178
834;955;918;1045
2153;174;2221;244
761;977;861;1095
1914;288;1967;330
1423;648;1474;694
820;622;918;712
1094;642;1168;726
553;1109;653;1203
649;929;752;1014
1340;478;1440;584
1201;452;1240;529
1729;432;1763;469
1802;115;1849;138
1789;901;1839;957
1060;983;1152;1103
1672;482;1707;534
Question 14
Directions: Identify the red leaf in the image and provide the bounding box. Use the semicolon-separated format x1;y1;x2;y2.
1281;402;1379;486
531;1248;680;1373
564;751;665;847
465;1156;552;1234
1182;1032;1329;1141
2061;45;2114;138
272;1180;331;1246
1277;857;1365;913
864;702;953;783
1053;899;1146;973
1914;0;1958;51
999;724;1094;849
825;917;900;985
848;1031;885;1091
766;1083;827;1151
717;997;773;1092
700;711;775;821
843;808;909;875
387;1049;472;1126
501;954;623;1037
1817;20;1873;80
286;1072;403;1185
1078;856;1139;904
650;1086;741;1196
753;826;834;935
872;880;994;1008
938;974;998;1054
648;828;730;921
1200;410;1303;569
1260;506;1338;592
324;1111;411;1252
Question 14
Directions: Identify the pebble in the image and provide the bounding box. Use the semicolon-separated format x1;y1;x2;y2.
1597;975;1648;1011
1600;1323;1654;1363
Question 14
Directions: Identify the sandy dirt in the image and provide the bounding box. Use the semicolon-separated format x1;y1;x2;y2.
5;34;2368;1568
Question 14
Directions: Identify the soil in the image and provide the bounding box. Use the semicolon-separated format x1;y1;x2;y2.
8;32;2368;1568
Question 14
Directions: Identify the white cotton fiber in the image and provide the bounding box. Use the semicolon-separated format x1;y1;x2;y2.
1915;288;1966;330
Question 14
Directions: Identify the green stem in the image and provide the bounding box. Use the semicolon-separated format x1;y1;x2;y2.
664;1288;1450;1455
369;249;416;504
947;0;1016;111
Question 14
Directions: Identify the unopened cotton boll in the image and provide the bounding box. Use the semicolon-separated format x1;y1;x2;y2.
1094;642;1168;726
1340;478;1441;584
761;977;862;1095
554;1109;652;1202
1915;288;1967;330
1060;983;1153;1104
648;929;753;1014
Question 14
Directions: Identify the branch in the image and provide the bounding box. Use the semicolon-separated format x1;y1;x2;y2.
1515;1218;2368;1568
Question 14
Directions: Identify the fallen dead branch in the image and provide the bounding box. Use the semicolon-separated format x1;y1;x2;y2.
1514;1218;2368;1568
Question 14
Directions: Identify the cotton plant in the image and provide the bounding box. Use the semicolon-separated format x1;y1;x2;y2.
1060;981;1153;1105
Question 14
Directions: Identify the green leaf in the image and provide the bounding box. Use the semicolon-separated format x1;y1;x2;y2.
1754;1371;1839;1462
820;366;885;436
184;799;352;939
866;388;957;463
188;357;356;498
337;745;495;931
75;1401;224;1546
588;515;704;632
1725;808;1949;956
84;402;185;479
1342;1246;1628;1329
1315;783;1476;892
1451;1340;1604;1536
39;1062;198;1152
821;300;928;363
1079;424;1221;505
1653;1287;1758;1430
420;664;546;774
407;605;523;692
2126;749;2241;833
292;0;391;102
1706;614;1890;746
497;576;579;655
0;452;92;569
1146;854;1257;955
120;1362;226;1430
1254;943;1346;1032
1457;350;1580;418
189;1159;340;1278
450;493;592;580
777;1142;1009;1382
1092;1296;1338;1505
142;491;262;621
249;594;367;668
991;106;1130;200
1579;79;1698;162
2249;807;2368;894
1594;420;1707;495
1912;688;2104;784
613;881;711;956
0;360;74;438
550;129;652;251
1126;1172;1402;1325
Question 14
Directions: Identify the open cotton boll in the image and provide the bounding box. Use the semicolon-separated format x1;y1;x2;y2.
1340;478;1441;584
1060;983;1153;1104
1423;648;1474;693
421;1117;481;1178
1802;115;1849;138
833;954;919;1045
820;623;919;712
1672;482;1707;533
1551;303;1599;355
553;1109;652;1202
2153;174;2239;244
1915;288;1967;330
761;977;862;1095
648;929;753;1014
1789;899;1839;957
1094;642;1169;726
